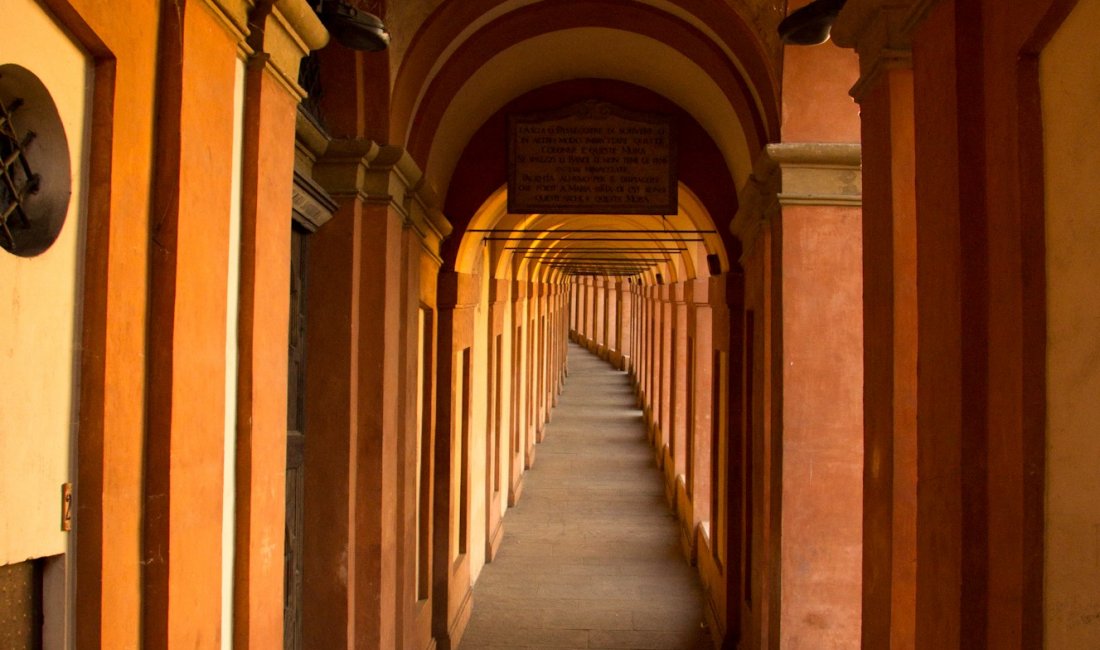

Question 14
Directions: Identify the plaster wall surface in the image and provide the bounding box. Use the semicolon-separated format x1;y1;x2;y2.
0;0;90;565
780;41;861;142
469;258;492;583
1041;0;1100;644
499;288;515;520
778;205;864;650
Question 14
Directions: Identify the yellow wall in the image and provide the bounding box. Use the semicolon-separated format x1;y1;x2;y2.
499;286;515;521
1041;0;1100;645
0;0;90;565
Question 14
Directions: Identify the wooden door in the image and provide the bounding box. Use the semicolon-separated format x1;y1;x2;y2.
284;225;308;649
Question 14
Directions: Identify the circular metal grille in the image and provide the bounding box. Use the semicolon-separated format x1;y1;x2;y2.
0;64;71;257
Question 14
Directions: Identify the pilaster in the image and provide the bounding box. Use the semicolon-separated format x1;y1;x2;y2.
432;269;479;650
665;282;690;506
834;6;923;649
657;283;673;464
732;142;864;649
682;277;714;562
305;141;447;650
232;3;325;648
509;278;531;494
610;279;631;370
142;2;250;646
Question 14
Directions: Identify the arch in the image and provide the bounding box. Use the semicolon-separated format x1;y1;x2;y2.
453;183;727;286
392;0;778;201
439;79;741;276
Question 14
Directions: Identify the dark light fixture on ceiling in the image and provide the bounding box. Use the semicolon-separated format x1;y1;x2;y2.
778;0;848;46
316;0;390;51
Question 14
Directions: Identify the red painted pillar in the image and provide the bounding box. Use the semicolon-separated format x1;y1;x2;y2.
143;4;240;646
732;143;864;649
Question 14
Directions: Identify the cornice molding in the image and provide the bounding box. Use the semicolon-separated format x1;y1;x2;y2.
295;109;330;172
274;0;328;51
832;0;939;102
293;109;336;231
313;140;454;261
260;1;328;97
731;143;862;258
689;277;711;305
200;0;252;49
291;171;337;233
237;1;328;98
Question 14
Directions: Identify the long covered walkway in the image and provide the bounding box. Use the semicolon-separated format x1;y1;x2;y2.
459;342;710;650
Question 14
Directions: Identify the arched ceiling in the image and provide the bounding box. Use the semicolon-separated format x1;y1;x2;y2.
389;0;781;285
454;184;724;285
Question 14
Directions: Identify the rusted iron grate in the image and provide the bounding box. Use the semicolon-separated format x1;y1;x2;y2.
0;93;40;252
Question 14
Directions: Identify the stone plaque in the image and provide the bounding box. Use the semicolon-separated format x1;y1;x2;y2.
508;101;676;215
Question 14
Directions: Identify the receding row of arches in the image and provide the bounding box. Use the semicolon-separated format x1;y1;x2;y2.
5;0;1099;648
273;1;785;643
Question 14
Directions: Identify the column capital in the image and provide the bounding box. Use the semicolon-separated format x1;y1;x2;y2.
439;271;480;309
670;281;687;304
832;0;936;102
198;0;252;50
246;1;330;99
689;277;711;305
489;279;510;305
314;141;452;261
732;143;862;257
512;279;528;301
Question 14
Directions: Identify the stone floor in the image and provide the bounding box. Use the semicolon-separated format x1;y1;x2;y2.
458;341;713;650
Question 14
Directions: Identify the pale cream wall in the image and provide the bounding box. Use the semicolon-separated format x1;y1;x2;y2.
1041;0;1100;645
451;348;464;555
499;294;514;520
0;0;90;565
221;55;247;650
415;307;427;588
469;253;492;581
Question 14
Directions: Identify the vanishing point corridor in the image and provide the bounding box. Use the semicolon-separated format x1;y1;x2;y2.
7;1;1095;648
460;342;710;650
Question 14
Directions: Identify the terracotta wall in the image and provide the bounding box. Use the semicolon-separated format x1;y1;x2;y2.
835;0;1084;646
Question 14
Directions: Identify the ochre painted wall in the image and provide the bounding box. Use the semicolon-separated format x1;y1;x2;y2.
1041;0;1100;645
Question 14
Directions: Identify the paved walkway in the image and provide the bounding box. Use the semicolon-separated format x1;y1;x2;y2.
459;342;712;650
